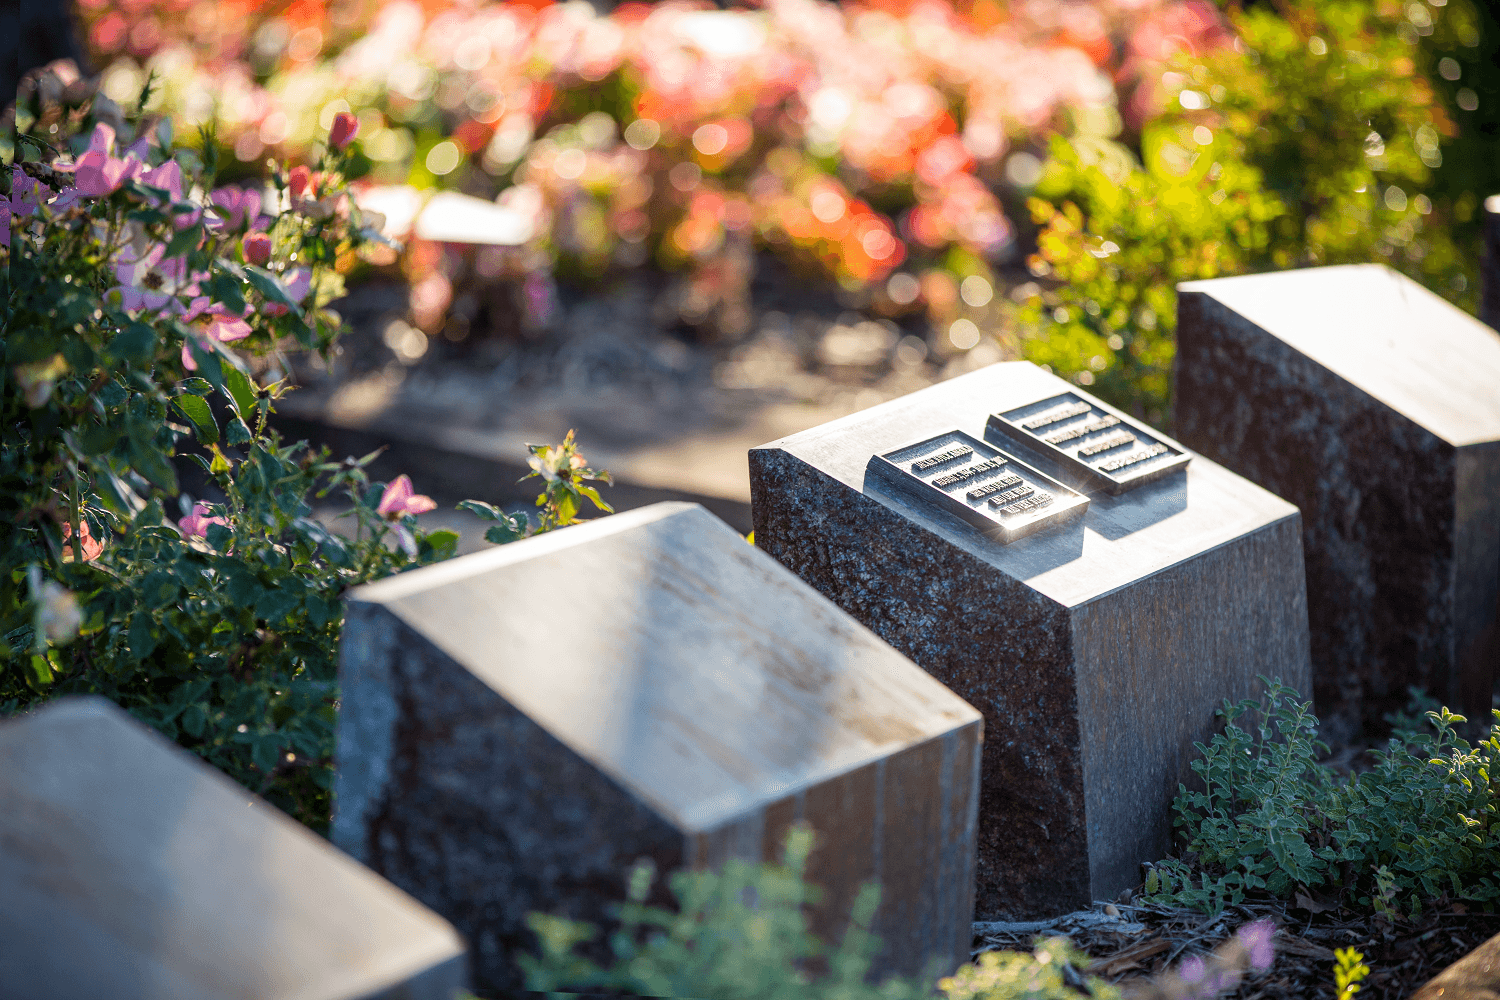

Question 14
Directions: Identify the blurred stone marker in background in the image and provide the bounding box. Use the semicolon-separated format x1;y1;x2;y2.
749;361;1310;921
0;697;467;1000
333;502;982;993
1483;194;1500;332
1176;264;1500;736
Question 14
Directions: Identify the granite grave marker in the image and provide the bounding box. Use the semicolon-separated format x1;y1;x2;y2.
1177;264;1500;733
0;697;467;1000
332;502;982;992
750;361;1311;920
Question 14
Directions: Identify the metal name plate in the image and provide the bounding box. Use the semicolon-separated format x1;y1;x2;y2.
986;392;1190;495
870;430;1088;543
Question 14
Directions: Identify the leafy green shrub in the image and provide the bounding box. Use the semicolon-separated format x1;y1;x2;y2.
1;81;609;831
1144;679;1500;916
1022;0;1485;423
524;824;1128;1000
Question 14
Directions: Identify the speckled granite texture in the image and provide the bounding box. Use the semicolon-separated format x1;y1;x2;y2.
333;503;982;992
749;362;1310;920
1177;265;1500;734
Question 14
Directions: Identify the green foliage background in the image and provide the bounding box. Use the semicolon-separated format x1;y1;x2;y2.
1019;0;1498;427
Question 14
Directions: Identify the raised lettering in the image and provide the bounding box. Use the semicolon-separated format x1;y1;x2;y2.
932;458;1006;488
1042;414;1121;445
1077;431;1137;457
967;474;1024;501
986;484;1035;508
1019;401;1091;430
912;445;973;472
999;491;1055;516
1097;443;1169;473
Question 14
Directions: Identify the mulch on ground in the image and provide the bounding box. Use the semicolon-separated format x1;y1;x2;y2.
974;900;1500;999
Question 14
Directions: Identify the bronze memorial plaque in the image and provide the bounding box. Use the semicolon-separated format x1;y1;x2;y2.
986;393;1190;495
871;430;1088;543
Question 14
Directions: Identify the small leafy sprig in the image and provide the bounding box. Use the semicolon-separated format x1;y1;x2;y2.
1333;947;1370;999
460;429;614;543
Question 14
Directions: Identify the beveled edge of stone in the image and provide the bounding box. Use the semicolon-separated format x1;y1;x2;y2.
344;502;983;835
751;361;1302;608
0;696;468;1000
1178;263;1500;447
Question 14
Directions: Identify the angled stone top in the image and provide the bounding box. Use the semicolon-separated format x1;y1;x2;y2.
347;502;980;834
1179;263;1500;447
0;697;466;1000
753;362;1299;608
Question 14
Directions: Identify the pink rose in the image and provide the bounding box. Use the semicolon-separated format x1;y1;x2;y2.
329;112;359;151
377;475;437;519
288;165;313;199
178;502;228;539
242;232;272;265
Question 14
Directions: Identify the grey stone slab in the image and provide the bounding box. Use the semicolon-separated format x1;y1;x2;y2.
333;502;982;993
749;361;1310;920
1176;264;1500;732
0;697;467;1000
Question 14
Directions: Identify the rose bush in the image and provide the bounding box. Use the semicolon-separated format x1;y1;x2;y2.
1;76;610;830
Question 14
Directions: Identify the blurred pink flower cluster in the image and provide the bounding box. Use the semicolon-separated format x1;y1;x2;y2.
79;0;1231;322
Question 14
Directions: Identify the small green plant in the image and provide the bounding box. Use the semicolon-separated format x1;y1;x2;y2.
522;823;935;999
1143;680;1500;915
1333;947;1371;999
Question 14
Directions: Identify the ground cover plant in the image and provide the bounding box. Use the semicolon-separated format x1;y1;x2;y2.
1141;679;1500;919
1;80;611;830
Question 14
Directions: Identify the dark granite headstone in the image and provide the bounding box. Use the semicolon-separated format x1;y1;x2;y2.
332;502;982;992
1176;264;1500;734
0;697;467;1000
749;361;1310;920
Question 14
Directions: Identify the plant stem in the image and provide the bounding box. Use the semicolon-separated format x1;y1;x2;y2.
69;467;84;564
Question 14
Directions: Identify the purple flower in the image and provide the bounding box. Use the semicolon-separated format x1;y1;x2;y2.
1237;919;1276;971
210;186;264;232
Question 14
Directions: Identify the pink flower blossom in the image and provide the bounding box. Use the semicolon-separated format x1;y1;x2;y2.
211;186;263;231
329;112;360;150
377;475;437;519
242;232;272;265
1;199;9;250
60;519;105;562
180;297;253;370
178;501;228;539
51;124;147;209
112;243;201;316
11;168;53;219
262;267;312;316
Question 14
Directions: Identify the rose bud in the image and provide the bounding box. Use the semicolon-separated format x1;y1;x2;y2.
329;111;359;151
242;232;272;266
289;164;312;199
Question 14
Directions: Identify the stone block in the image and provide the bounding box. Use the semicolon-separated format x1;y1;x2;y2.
1176;264;1500;732
332;502;982;992
0;697;467;1000
749;361;1310;920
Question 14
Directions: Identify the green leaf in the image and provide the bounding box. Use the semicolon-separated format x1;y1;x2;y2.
484;514;529;545
80;423;120;456
457;500;504;521
243;265;304;316
128;437;179;493
224;416;252;446
181;704;207;738
179;377;214;396
28;655;55;687
252;736;281;775
255;587;299;626
221;363;257;420
224;568;262;607
109;322;158;363
304;595;335;629
576;485;614;514
129;612;158;660
172;395;219;444
163;223;203;260
205;523;233;550
422;529;460;561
